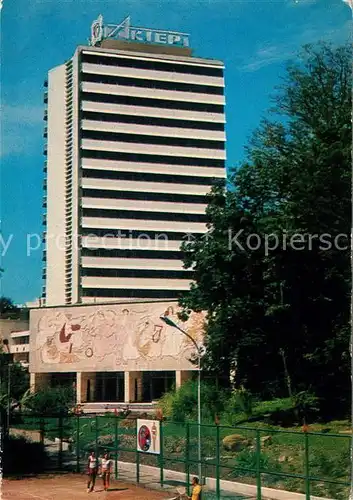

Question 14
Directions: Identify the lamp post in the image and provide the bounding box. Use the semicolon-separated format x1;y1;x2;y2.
160;315;202;483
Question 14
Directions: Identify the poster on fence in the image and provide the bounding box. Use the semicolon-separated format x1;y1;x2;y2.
137;419;161;455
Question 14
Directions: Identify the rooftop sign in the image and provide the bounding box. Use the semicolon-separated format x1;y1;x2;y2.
90;15;190;48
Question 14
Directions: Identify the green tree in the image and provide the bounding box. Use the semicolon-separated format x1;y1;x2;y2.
0;297;19;317
23;386;75;415
180;43;351;417
0;354;29;411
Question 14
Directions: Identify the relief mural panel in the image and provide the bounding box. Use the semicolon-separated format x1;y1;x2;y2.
30;302;205;372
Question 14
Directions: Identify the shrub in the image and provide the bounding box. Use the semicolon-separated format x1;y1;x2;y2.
292;391;320;421
3;435;48;475
234;386;253;418
159;380;226;422
232;449;282;484
23;386;74;415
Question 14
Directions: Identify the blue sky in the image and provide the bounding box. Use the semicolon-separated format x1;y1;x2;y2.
0;0;351;305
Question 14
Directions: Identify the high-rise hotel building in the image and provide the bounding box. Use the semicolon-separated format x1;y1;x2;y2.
42;16;226;306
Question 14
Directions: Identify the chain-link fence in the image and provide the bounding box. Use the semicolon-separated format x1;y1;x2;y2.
6;412;351;500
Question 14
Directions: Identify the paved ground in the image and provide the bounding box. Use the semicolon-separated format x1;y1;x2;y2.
2;474;174;500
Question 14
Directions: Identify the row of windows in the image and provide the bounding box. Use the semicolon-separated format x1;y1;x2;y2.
82;207;208;223
81;92;224;114
80;227;201;241
81;288;182;298
82;130;224;150
81;111;225;131
82;72;224;95
81;248;182;259
81;53;224;77
81;268;193;279
81;150;225;168
82;168;219;186
81;188;209;204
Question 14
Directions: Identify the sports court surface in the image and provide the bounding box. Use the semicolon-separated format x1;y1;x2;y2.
2;474;173;499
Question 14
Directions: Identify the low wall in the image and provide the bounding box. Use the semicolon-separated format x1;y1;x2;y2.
117;460;333;500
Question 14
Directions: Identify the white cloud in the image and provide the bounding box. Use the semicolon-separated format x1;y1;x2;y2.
238;19;351;73
1;104;43;125
1;104;43;157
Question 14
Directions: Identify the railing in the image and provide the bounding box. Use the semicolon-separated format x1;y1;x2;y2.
6;413;351;500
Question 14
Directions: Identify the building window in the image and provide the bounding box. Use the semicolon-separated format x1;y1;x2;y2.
82;168;220;186
81;53;224;77
82;207;208;223
81;91;224;114
81;129;224;150
81;188;209;204
80;228;200;241
81;111;225;131
81;268;193;279
82;72;224;95
81;150;225;168
82;288;183;298
81;248;182;259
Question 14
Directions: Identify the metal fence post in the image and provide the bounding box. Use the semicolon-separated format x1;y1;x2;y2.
39;417;45;447
76;414;80;473
216;423;221;500
159;420;164;487
114;414;118;479
58;415;63;470
256;429;262;500
304;431;310;500
136;420;140;483
95;414;99;458
185;422;190;496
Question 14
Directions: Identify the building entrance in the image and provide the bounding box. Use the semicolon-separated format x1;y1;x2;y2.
95;372;124;402
142;371;175;402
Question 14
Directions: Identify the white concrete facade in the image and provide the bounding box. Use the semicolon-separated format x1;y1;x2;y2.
43;39;226;306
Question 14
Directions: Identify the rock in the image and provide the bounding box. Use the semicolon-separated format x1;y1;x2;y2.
260;435;272;447
222;434;249;452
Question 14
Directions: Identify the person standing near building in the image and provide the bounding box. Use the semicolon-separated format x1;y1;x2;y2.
87;450;98;493
100;451;112;491
188;477;202;500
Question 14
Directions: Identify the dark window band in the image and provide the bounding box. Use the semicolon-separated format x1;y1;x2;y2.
80;228;201;241
82;268;193;279
82;72;224;95
82;168;219;186
82;207;208;223
81;248;182;259
82;129;224;150
81;53;224;77
81;288;182;298
82;150;225;168
81;188;208;204
81;92;224;113
80;111;224;131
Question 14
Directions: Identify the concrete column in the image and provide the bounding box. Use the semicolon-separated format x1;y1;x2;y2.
124;371;143;403
175;370;192;389
76;372;82;404
77;372;96;403
124;371;134;403
29;373;50;393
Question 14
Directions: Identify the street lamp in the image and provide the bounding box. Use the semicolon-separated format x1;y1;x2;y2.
160;315;202;483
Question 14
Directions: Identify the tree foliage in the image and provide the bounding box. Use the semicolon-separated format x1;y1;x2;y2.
0;297;20;318
0;354;29;411
180;43;351;417
23;386;75;415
